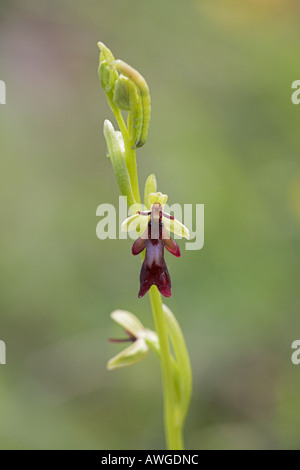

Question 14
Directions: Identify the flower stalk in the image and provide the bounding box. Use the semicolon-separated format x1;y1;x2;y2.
149;286;184;450
98;42;192;450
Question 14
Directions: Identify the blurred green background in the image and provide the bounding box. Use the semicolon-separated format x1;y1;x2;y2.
0;0;300;450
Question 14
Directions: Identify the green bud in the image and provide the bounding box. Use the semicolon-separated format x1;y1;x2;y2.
98;61;117;93
113;75;143;148
103;120;136;207
113;75;130;111
97;43;118;93
127;79;143;148
144;174;157;209
115;60;151;148
97;41;115;65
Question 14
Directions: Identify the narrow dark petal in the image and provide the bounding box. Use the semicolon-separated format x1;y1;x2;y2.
108;338;134;343
162;211;175;220
109;329;136;343
132;236;146;255
161;226;181;257
137;210;151;216
164;237;181;257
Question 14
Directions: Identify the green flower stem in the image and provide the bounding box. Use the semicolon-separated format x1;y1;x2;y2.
115;108;184;449
123;144;140;206
100;47;190;449
149;285;183;450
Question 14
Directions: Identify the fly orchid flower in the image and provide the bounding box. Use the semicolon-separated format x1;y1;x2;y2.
107;310;158;370
122;192;190;298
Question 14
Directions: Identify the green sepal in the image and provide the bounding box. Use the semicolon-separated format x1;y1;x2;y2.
107;338;149;370
144;174;157;209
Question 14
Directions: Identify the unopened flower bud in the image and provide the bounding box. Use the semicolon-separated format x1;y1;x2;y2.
103;120;135;207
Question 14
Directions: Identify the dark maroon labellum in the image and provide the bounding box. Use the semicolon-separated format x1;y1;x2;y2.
132;203;181;298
